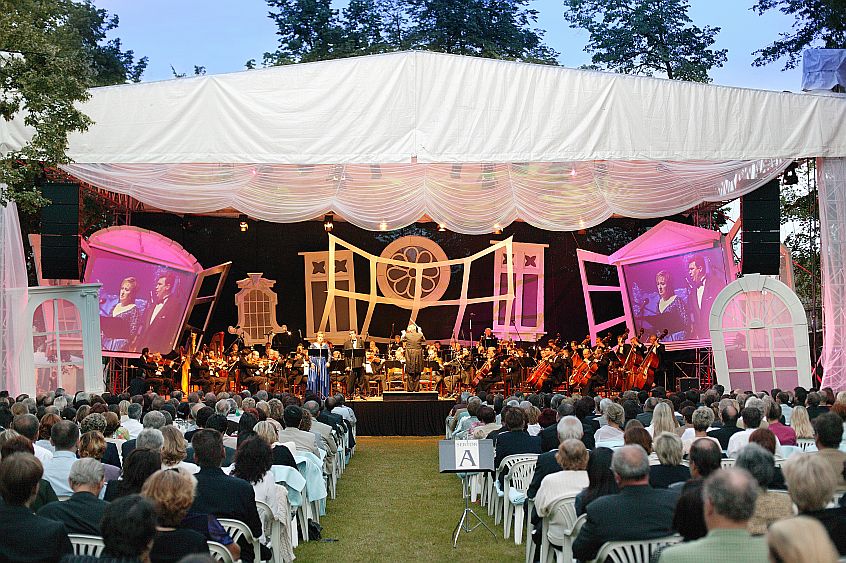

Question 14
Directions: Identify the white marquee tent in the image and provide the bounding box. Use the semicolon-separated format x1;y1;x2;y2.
1;50;846;387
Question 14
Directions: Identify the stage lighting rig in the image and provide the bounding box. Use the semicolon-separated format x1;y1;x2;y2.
324;214;334;232
239;214;249;232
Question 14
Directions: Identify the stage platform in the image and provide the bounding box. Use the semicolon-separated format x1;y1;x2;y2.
350;394;455;436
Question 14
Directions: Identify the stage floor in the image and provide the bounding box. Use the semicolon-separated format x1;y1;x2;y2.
350;395;454;436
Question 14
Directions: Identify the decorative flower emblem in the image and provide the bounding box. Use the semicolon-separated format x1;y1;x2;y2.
377;236;450;306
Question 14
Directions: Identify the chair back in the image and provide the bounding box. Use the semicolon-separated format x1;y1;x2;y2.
207;540;235;563
592;535;682;563
497;453;539;479
68;534;105;557
720;458;735;468
546;495;579;546
505;459;537;493
218;518;262;562
797;438;817;452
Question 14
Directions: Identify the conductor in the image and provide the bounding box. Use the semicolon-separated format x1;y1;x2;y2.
401;323;426;392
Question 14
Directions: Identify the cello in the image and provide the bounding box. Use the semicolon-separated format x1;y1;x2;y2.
631;329;669;389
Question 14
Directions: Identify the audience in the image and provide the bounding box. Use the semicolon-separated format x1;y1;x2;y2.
38;457;108;535
277;405;321;457
767;516;839;563
63;495;158;563
573;445;677;561
728;406;769;457
748;428;786;489
671;437;723;541
42;419;80;497
494;407;542;487
104;448;162;501
707;405;742;450
790;405;815;440
783;453;846;554
766;401;797;446
574;447;617;515
593;402;625;443
0;432;59;511
658;469;767;562
812;412;846;490
649;432;690;488
141;468;210;562
0;453;72;562
534;439;590;517
734;443;793;535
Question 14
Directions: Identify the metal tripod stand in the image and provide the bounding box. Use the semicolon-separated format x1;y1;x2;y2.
452;473;496;547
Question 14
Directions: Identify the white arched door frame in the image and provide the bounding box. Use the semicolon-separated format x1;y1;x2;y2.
709;274;812;393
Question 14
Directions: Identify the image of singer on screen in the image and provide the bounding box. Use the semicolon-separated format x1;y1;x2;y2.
638;270;690;342
139;271;183;353
101;276;143;351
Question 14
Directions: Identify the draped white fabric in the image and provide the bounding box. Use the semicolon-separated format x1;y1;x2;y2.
62;159;788;233
819;158;846;392
0;200;28;396
3;51;846;164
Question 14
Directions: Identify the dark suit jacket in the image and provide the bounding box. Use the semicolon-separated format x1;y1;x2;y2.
494;431;542;486
707;424;743;450
806;508;846;555
0;503;73;562
649;464;690;489
141;296;183;352
102;441;121;469
37;491;108;535
636;411;654;427
539;424;559;453
343;338;365;369
572;485;678;561
185;445;235;467
527;451;561;500
191;467;262;537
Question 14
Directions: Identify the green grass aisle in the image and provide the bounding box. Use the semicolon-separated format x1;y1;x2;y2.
293;436;525;562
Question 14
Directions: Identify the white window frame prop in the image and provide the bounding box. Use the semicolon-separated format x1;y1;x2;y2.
234;273;283;346
491;241;548;341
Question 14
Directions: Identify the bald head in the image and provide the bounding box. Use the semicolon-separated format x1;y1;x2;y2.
611;445;650;483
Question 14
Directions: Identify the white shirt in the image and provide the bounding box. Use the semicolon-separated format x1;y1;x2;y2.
123;418;144;439
727;428;782;457
34;444;53;466
332;405;356;424
150;298;167;323
697;281;706;307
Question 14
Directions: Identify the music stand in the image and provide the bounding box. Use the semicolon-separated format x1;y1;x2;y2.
344;348;365;364
439;439;495;547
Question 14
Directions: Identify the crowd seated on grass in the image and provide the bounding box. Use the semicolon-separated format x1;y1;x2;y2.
446;384;846;562
0;387;355;562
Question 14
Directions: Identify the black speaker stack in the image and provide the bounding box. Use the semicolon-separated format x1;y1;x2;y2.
40;182;80;279
741;179;780;276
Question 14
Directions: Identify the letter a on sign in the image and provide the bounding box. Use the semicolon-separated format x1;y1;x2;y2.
454;440;480;470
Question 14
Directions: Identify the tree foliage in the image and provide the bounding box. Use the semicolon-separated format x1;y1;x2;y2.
562;0;727;82
752;0;846;69
0;0;146;211
258;0;557;66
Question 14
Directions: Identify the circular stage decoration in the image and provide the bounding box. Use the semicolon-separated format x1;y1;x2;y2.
376;236;450;306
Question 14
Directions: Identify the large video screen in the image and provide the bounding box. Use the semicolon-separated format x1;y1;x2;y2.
85;249;196;355
624;246;730;346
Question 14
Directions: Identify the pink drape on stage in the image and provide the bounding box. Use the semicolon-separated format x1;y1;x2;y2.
0;201;28;396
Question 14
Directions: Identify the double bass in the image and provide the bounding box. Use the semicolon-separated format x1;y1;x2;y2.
630;329;669;389
526;348;554;391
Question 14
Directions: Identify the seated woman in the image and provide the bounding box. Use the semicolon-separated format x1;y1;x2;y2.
61;495;157;563
160;425;199;473
649;432;690;489
735;443;793;535
593;403;625;443
104;448;161;501
534;439;590;518
141;468;209;563
783;453;846;555
768;516;839;563
575;447;617;516
78;431;121;482
254;420;297;468
749;428;786;489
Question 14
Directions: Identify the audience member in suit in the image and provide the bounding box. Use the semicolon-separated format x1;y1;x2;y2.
649;432;690;489
303;400;339;474
185;414;236;466
0;453;73;563
670;437;724;541
278;405;321;457
0;433;60;512
657;469;768;562
184;405;214;443
121;410;167;459
707;405;742;450
494;407;542;488
190;429;264;561
637;397;659;427
783;451;846;555
38;458;108;535
812;412;846;490
539;403;571;452
573;397;597;450
806;391;830;420
61;494;158;563
528;416;585;500
573;445;678;561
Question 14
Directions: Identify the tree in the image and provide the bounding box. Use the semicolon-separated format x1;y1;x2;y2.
0;0;146;211
562;0;727;82
263;0;343;64
752;0;846;70
408;0;558;63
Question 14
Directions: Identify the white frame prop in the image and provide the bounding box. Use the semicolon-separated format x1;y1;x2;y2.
234;273;284;346
491;241;548;342
709;273;812;393
300;249;357;341
18;284;104;396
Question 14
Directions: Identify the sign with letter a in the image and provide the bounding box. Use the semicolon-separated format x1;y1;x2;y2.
454;440;480;470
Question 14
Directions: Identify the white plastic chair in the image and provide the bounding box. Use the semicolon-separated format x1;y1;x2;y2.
720;458;735;468
492;454;539;526
207;540;235;563
588;535;682;563
797;438;817;452
68;534;105;557
218;517;266;563
503;458;537;543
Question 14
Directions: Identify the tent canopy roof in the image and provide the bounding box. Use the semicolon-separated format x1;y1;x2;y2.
2;50;845;165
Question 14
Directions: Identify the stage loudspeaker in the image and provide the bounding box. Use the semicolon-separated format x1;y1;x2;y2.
679;377;699;392
741;179;780;275
40;182;80;279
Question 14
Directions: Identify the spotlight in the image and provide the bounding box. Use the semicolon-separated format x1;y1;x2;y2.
783;162;799;186
493;224;503;235
379;221;388;231
239;214;249;232
324;214;334;232
438;223;447;232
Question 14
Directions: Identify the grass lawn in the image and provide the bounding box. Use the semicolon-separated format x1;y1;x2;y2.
293;436;525;563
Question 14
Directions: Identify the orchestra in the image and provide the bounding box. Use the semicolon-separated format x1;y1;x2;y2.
128;323;671;399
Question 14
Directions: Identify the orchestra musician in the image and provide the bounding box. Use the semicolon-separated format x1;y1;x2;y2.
442;339;471;394
401;323;426;392
364;341;383;395
540;346;570;393
189;350;211;393
284;345;310;392
240;350;268;394
343;330;367;398
206;350;229;393
475;346;502;393
478;328;498;353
